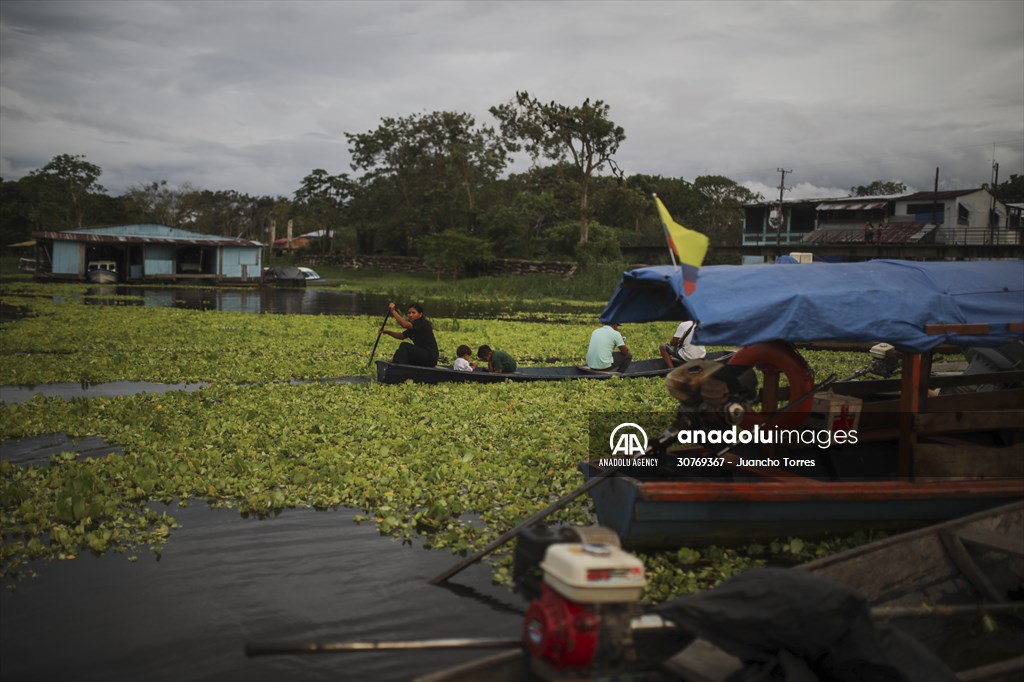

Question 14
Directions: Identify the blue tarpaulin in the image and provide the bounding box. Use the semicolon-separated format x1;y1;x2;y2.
599;259;1024;352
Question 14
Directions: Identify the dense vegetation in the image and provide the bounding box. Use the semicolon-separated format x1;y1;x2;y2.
0;275;879;600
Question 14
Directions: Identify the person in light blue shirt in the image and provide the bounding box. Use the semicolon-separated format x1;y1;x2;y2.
585;322;631;372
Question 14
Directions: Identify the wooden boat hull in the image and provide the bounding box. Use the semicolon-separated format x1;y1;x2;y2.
86;270;117;284
799;501;1024;678
375;358;674;384
579;461;1024;548
419;503;1024;682
801;500;1024;605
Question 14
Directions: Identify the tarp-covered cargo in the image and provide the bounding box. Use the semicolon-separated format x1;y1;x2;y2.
599;259;1024;352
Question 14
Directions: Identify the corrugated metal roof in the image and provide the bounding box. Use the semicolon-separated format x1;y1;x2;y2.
815;201;888;211
899;188;983;202
32;223;262;248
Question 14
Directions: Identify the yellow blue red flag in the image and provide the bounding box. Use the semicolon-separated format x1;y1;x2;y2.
654;194;708;295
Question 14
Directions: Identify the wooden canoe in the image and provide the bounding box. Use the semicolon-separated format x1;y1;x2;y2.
375;358;674;385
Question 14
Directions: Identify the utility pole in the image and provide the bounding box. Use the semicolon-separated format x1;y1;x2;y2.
777;168;792;207
769;168;792;239
991;160;999;242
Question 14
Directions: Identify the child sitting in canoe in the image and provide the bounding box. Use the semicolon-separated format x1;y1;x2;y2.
453;345;477;372
477;345;517;373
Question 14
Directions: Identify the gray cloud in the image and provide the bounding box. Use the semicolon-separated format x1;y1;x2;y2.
2;0;1021;200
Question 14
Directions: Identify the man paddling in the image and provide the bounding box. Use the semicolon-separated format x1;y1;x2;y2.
380;302;439;367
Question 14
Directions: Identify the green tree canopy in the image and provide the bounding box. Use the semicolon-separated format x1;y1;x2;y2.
850;180;907;197
490;92;625;244
27;153;106;228
122;180;199;227
992;174;1024;204
294;169;352;253
345;111;508;253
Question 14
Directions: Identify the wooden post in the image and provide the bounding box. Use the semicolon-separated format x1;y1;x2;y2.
762;366;780;457
898;351;932;478
269;217;276;262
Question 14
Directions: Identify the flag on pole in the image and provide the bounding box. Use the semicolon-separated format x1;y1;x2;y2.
654;194;708;295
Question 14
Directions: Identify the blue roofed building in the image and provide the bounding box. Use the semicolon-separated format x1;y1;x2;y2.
30;224;263;283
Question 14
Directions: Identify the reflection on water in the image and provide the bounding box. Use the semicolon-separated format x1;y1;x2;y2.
0;377;370;405
0;504;524;682
77;285;598;319
81;285;388;316
0;380;210;404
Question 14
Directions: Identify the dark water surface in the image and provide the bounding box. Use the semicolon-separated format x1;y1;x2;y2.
0;377;369;405
0;504;524;682
0;282;585;681
65;285;599;319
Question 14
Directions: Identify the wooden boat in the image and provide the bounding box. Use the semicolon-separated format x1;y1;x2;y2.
579;459;1023;548
799;500;1024;638
661;501;1024;681
377;358;676;385
86;260;118;283
580;259;1024;548
261;266;307;287
418;503;1024;682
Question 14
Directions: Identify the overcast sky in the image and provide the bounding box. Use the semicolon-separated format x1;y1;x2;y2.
2;0;1022;202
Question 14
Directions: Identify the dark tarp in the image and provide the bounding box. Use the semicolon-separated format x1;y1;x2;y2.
653;567;958;682
263;266;306;285
598;259;1024;352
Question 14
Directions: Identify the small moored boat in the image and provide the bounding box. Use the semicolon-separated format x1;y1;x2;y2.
86;260;118;283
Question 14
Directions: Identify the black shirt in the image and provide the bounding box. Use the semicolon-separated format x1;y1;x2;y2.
403;317;439;359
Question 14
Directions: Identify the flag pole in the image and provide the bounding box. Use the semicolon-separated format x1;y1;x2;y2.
653;193;679;268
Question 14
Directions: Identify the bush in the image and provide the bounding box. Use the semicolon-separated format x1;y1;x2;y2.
417;230;495;279
545;221;622;264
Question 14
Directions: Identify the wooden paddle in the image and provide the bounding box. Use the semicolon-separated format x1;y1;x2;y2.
246;636;521;656
367;306;393;367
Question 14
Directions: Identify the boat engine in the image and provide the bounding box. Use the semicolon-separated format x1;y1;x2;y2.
513;525;667;679
522;541;646;679
868;342;901;377
664;357;758;431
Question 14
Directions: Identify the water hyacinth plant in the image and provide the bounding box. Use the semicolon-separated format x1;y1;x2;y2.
0;280;871;597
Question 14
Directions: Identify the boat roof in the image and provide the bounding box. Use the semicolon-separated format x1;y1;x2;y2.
599;259;1024;352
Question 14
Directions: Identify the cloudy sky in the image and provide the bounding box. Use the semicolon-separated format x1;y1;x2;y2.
1;0;1022;201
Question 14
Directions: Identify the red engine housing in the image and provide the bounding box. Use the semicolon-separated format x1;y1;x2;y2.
523;582;600;669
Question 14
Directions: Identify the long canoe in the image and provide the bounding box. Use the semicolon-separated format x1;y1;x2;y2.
375;358;675;385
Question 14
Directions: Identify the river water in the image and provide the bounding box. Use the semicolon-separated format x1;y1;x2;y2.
62;284;600;319
0;284;581;682
0;504;525;682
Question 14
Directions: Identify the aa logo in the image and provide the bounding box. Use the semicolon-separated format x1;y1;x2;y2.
609;423;648;457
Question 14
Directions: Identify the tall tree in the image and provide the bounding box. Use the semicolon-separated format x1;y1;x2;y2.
27;154;106;228
345;111;507;253
123;180;199;227
489;91;625;243
992;174;1024;204
294;169;352;253
692;175;762;248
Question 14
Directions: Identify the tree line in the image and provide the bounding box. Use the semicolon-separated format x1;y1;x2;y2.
4;91;1021;275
